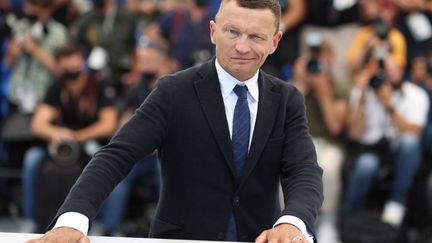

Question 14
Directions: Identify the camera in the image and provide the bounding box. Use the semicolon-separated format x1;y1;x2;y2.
369;71;387;90
116;54;132;74
369;59;387;90
49;141;81;167
87;46;108;71
373;46;389;61
1;12;47;43
305;32;323;73
306;59;322;74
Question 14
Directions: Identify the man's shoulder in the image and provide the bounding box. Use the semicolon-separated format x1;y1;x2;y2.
46;19;68;36
402;81;429;103
260;70;297;93
159;62;211;84
151;66;200;95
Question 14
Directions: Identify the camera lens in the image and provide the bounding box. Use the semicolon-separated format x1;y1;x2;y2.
57;143;73;158
49;141;81;167
306;59;321;73
369;71;387;90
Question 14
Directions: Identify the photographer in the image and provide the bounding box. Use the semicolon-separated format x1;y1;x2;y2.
347;0;406;76
342;49;429;228
72;0;137;96
5;0;68;114
21;43;118;232
292;33;348;243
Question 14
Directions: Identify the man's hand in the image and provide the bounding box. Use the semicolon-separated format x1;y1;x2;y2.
50;127;76;145
22;35;39;55
376;83;393;109
255;223;308;243
26;227;90;243
308;73;332;99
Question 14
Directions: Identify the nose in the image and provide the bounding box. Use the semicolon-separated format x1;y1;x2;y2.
234;37;251;54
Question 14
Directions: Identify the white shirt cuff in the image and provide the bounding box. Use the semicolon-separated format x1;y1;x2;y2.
53;212;90;236
274;215;314;243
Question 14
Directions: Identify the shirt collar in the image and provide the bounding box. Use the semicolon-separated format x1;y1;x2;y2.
215;59;259;102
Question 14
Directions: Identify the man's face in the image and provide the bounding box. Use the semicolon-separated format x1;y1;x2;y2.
23;1;42;22
59;53;84;84
411;58;427;85
137;47;164;74
209;1;282;81
360;0;396;25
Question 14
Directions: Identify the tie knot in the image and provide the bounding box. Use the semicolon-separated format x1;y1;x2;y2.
233;85;248;100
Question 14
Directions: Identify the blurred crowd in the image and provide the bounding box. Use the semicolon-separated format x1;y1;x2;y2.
0;0;432;243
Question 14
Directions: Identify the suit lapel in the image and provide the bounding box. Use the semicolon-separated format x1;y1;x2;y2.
194;60;236;177
239;73;281;189
194;62;282;185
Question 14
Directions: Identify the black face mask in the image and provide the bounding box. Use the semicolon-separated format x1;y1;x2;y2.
26;13;39;23
370;17;389;40
141;72;157;83
61;70;81;82
195;0;208;7
92;0;106;9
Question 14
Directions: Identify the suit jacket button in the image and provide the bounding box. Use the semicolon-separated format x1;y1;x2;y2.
233;196;240;204
217;232;225;240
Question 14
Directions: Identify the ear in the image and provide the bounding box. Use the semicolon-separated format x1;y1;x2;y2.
209;20;217;45
269;31;283;54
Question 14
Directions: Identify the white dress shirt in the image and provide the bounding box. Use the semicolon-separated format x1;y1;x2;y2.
349;82;430;145
55;59;313;242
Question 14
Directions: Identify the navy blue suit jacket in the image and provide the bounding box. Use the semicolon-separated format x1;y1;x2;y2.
53;59;323;242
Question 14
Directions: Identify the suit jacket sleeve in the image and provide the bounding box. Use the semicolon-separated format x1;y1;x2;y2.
279;87;323;235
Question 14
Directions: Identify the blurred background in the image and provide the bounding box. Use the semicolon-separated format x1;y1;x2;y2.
0;0;432;243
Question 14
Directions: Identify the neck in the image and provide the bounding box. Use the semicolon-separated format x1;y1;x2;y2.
38;14;50;23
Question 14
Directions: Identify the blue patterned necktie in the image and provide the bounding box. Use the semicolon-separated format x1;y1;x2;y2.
225;85;250;241
231;85;250;182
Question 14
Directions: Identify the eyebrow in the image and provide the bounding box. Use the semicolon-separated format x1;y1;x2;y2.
223;24;269;38
223;24;238;30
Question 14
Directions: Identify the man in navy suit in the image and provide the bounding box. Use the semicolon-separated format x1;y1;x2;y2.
27;0;323;242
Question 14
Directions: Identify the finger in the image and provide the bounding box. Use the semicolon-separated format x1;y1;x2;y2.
290;235;303;243
50;137;61;145
293;235;309;243
25;239;39;243
78;236;91;243
255;230;268;243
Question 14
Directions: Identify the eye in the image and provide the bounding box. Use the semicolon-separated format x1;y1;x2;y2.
226;28;239;38
251;35;265;42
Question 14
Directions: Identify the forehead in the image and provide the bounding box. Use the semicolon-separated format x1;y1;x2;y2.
412;59;426;67
217;1;277;35
139;46;159;54
24;1;39;11
59;54;83;65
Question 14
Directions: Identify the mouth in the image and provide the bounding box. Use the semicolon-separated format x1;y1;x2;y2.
231;57;255;62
